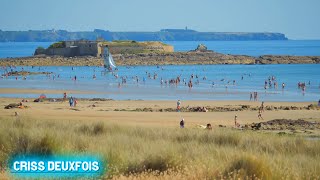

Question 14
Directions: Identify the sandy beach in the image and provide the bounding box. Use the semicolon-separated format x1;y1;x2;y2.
2;96;319;128
1;91;320;179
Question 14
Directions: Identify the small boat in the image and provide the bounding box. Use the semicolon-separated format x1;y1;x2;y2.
102;46;117;71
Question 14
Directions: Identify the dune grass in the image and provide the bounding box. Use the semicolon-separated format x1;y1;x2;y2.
0;116;319;179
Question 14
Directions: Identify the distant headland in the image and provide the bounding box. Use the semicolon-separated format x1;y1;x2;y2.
0;28;288;42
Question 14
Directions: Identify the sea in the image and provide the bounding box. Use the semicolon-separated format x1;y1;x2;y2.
0;40;320;101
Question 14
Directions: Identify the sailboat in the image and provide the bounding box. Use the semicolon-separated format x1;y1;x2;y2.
102;46;117;71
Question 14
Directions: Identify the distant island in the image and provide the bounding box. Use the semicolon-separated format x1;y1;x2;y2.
1;41;319;66
0;28;288;42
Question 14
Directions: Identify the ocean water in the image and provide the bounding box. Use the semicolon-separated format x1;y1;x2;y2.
1;64;319;101
164;40;320;57
1;40;320;58
0;42;53;58
0;41;319;101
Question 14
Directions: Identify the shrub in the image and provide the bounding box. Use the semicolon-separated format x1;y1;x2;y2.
30;135;59;156
77;124;91;135
93;122;105;135
224;155;271;179
125;154;179;175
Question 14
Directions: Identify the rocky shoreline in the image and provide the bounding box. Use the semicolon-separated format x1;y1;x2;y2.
0;51;320;66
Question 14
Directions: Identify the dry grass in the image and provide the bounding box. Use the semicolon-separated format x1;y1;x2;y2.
0;115;320;179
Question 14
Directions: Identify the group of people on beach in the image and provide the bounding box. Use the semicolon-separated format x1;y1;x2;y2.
179;118;212;130
68;96;77;107
249;92;259;101
177;98;267;130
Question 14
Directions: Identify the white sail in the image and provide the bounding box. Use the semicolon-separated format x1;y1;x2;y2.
108;53;116;69
103;46;116;70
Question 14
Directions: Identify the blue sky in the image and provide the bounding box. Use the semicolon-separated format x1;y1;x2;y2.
0;0;319;39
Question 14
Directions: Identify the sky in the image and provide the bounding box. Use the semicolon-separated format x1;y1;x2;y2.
0;0;320;39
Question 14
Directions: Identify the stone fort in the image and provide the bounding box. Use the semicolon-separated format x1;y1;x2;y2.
35;40;174;57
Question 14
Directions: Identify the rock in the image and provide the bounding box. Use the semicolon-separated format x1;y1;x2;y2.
4;103;20;109
195;44;208;52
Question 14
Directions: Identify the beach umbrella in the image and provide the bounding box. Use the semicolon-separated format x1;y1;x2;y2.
39;94;47;99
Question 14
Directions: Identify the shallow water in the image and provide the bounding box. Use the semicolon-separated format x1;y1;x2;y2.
1;64;319;101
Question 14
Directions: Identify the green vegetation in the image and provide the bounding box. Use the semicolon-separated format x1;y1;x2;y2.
36;46;45;50
0;116;319;179
48;41;65;49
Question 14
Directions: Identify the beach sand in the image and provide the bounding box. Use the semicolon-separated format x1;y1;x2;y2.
1;95;320;179
1;97;319;128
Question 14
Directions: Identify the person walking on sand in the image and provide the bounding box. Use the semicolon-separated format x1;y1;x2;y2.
234;115;240;128
69;96;74;107
260;101;265;112
258;109;264;120
180;118;185;128
250;92;253;101
74;98;78;107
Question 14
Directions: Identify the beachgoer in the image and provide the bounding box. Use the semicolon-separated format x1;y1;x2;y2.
206;124;212;130
69;97;74;107
282;83;285;89
250;92;253;101
74;98;77;107
318;99;320;107
63;92;67;100
202;107;208;112
177;100;181;112
180;118;185;128
260;101;264;112
234;115;239;128
254;92;258;101
258;109;263;120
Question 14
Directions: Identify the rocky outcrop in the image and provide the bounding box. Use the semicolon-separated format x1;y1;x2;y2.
0;52;319;66
246;119;320;131
189;44;213;52
256;55;320;64
3;71;52;76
